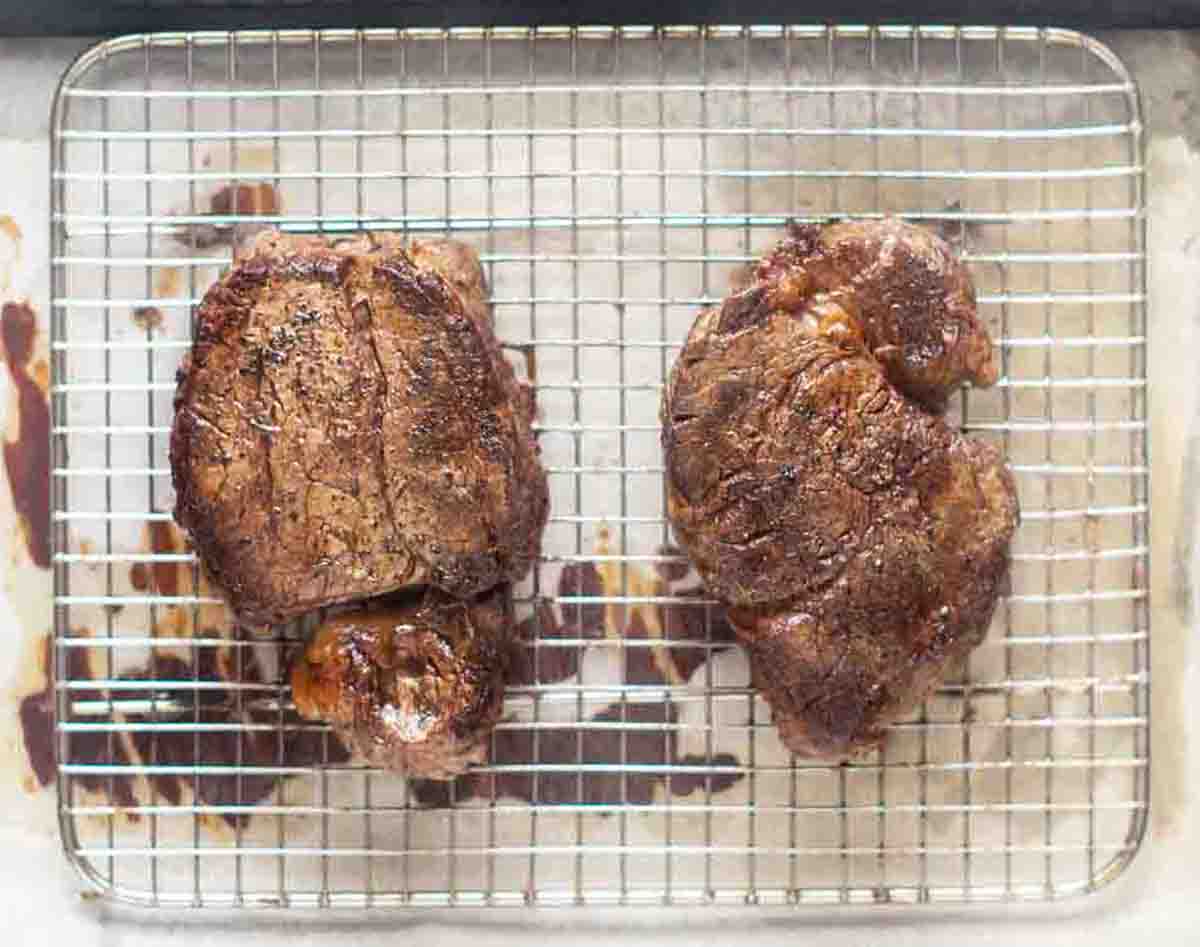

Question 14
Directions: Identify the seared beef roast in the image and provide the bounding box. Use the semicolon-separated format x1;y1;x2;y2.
662;218;1018;758
291;586;511;778
171;231;548;626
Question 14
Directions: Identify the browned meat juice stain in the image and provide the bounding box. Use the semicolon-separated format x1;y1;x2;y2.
410;699;740;809
507;562;607;688
18;635;56;789
131;306;165;334
0;214;21;291
128;562;148;592
25;539;738;821
154;265;182;299
508;598;576;687
127;649;349;826
210;182;280;217
558;560;605;632
31;358;48;393
123;518;350;824
2;301;50;569
146;518;180;596
18;633;140;814
128;520;170;593
508;555;735;691
19;626;350;825
411;546;743;809
130;518;194;641
21;511;347;825
0;215;21;245
175;182;283;249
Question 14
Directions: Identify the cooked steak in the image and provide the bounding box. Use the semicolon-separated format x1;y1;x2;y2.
662;218;1018;758
291;586;511;778
171;230;548;625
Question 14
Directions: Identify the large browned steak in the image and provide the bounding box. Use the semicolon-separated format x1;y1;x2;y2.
662;218;1018;758
171;230;548;626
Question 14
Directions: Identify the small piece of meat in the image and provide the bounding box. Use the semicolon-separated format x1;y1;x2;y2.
170;230;548;625
662;217;1018;759
291;586;512;779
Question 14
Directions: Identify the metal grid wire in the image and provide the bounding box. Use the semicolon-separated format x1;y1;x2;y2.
50;25;1149;908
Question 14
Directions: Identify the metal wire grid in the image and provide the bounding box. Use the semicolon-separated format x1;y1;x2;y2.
49;25;1149;908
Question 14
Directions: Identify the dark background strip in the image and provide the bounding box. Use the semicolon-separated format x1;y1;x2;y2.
1;1;1198;37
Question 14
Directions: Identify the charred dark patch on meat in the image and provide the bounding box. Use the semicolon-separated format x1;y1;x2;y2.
2;300;50;569
781;218;825;256
376;257;459;316
753;217;996;410
715;285;771;335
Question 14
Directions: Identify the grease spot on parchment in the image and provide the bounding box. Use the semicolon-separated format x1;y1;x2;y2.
1;300;49;569
0;214;21;292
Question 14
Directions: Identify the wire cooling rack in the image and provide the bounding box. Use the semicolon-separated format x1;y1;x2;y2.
49;25;1149;908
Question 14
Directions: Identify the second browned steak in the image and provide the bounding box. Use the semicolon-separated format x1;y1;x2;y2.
662;218;1019;759
171;231;548;625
